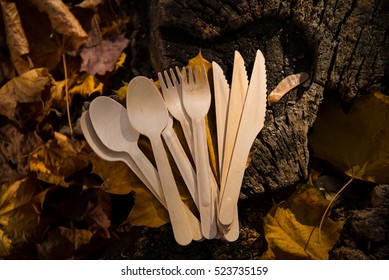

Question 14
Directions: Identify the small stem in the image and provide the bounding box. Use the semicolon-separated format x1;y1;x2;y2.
62;52;74;136
318;177;353;242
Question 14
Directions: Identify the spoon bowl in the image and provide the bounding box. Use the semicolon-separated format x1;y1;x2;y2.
126;76;169;136
89;96;139;153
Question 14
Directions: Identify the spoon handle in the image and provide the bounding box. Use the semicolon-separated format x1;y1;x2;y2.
129;146;202;241
130;148;166;203
149;136;193;245
162;125;199;209
192;118;217;239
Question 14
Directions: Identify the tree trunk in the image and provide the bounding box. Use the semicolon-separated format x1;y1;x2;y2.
149;0;389;195
118;0;389;259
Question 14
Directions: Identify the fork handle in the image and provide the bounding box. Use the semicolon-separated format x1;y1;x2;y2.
192;118;217;239
162;125;199;209
180;118;194;155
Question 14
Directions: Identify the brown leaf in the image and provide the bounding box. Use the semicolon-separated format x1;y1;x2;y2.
80;34;129;75
27;0;87;54
88;152;170;228
29;132;89;187
76;0;103;10
0;122;44;185
0;177;42;257
14;1;62;71
309;92;389;183
0;68;51;120
27;0;87;38
0;1;32;74
37;226;93;259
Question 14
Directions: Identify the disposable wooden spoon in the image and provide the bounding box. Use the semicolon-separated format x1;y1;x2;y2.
126;76;193;246
89;97;157;184
88;97;200;243
80;111;146;194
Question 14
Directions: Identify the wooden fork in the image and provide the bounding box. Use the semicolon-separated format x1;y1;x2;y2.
158;68;193;154
181;65;217;239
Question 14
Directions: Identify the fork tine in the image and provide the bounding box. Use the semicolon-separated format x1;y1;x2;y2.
163;70;174;89
201;64;207;81
168;68;179;88
158;72;167;92
194;65;200;84
188;66;194;85
175;66;183;84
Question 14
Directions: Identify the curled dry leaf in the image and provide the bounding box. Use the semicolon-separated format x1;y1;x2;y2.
76;0;103;10
268;72;309;105
27;0;87;38
0;68;51;120
0;1;32;74
27;0;87;54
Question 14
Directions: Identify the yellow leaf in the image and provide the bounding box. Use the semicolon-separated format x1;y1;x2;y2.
115;52;127;71
69;73;103;97
188;50;212;73
0;177;42;257
87;147;170;228
261;183;344;260
0;230;12;256
29;132;89;187
309;92;389;183
113;82;128;101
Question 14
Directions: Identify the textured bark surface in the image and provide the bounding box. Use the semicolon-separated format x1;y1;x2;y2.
330;185;389;259
149;0;389;195
115;0;389;259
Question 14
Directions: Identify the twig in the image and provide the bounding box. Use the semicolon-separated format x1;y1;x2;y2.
318;177;353;242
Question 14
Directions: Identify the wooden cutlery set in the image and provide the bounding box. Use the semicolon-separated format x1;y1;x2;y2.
81;50;267;245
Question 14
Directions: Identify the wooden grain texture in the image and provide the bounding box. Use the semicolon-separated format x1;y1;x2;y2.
149;0;389;195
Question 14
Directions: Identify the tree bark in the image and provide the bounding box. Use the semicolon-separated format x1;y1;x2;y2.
149;0;388;195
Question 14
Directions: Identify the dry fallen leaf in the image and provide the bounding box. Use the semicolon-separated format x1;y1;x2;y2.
27;0;87;54
0;177;42;257
309;92;389;184
261;183;344;260
80;34;130;75
29;132;89;187
88;150;170;228
0;1;32;74
268;72;309;105
37;226;94;259
0;122;44;185
0;68;51;120
76;0;103;10
69;73;104;97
